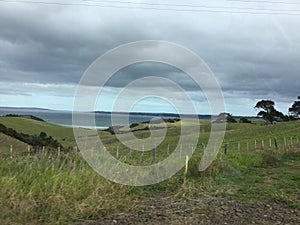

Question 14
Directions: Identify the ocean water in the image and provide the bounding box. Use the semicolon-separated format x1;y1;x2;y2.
0;108;160;129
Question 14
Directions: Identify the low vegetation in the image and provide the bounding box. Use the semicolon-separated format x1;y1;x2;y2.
0;117;299;224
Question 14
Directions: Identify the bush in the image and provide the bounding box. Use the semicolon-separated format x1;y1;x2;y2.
239;117;252;123
261;153;279;167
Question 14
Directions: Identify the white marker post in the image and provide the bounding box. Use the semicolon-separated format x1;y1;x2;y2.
10;145;13;159
284;137;287;148
180;144;182;158
141;145;144;164
185;155;189;175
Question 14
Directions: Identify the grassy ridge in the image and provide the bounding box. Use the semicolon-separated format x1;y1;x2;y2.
0;117;75;148
0;133;27;155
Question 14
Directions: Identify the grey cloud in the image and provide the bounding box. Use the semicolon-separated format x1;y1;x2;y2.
0;1;299;112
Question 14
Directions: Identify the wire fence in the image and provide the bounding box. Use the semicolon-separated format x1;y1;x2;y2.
1;135;299;160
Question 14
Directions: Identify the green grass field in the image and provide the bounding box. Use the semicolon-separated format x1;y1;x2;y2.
0;117;76;148
0;117;299;224
0;133;27;156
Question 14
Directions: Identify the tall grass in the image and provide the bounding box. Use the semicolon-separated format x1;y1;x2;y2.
0;153;135;224
0;119;300;224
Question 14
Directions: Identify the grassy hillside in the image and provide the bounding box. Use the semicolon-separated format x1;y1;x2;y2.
0;117;75;148
98;119;300;164
0;118;299;224
0;133;28;156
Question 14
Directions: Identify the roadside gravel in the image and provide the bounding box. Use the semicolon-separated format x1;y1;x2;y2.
74;195;300;225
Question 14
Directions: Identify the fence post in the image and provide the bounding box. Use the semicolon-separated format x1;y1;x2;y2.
10;145;13;158
269;138;272;149
153;144;156;162
224;143;228;154
262;140;265;150
180;144;182;158
58;146;61;157
129;148;132;160
284;137;287;148
141;145;144;164
167;144;170;155
247;142;249;152
254;140;257;150
297;136;299;148
27;145;31;156
274;138;278;150
290;136;293;147
116;146;119;159
185;155;189;175
238;142;240;153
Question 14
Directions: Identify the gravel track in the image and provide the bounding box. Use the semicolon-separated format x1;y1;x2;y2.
74;195;300;225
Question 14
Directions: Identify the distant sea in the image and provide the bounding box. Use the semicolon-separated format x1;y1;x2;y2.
0;108;181;129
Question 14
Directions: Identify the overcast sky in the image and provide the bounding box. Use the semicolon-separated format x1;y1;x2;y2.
0;0;299;116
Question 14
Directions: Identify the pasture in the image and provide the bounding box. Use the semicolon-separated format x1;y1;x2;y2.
0;117;299;224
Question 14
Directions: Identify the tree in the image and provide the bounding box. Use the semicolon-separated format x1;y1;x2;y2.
254;100;285;124
226;113;237;123
39;131;47;139
215;112;237;123
239;117;251;123
289;96;300;118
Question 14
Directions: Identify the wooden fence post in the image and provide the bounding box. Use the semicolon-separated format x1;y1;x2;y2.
224;143;228;154
27;145;31;156
129;148;132;160
153;144;156;162
274;138;278;150
247;142;249;152
180;144;182;158
141;145;144;164
58;146;61;157
167;144;170;155
238;142;240;153
254;140;257;150
284;137;287;148
185;155;189;175
10;145;13;159
116;146;119;159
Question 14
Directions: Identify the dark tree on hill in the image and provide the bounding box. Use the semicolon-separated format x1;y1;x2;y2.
254;100;285;124
215;112;237;123
239;117;251;123
289;96;300;118
226;113;237;123
39;131;47;139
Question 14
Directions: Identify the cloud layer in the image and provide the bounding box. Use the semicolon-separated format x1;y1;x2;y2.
0;0;299;115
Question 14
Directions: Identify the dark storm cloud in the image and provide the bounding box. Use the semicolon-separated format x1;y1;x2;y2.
0;1;299;107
